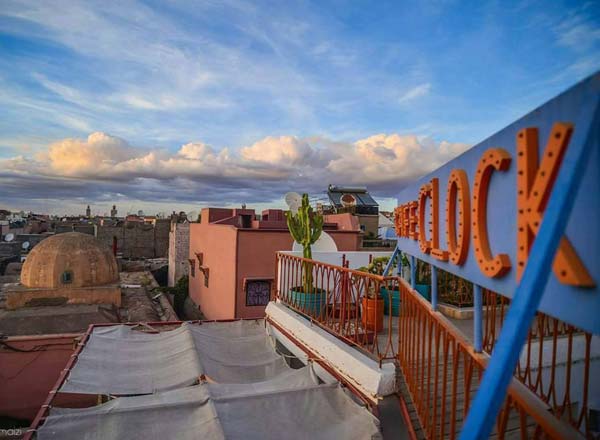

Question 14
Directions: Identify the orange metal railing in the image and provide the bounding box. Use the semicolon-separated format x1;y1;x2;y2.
276;252;399;363
276;253;590;439
398;279;588;439
483;290;592;437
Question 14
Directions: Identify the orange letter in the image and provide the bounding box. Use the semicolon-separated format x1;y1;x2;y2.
516;124;594;286
394;206;404;237
473;148;512;278
418;182;432;253
409;201;419;240
402;204;411;237
446;169;470;265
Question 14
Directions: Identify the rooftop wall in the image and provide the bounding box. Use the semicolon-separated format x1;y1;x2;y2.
0;334;95;422
188;222;237;319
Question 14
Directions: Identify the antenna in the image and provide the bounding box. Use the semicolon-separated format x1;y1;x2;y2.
284;192;302;214
4;233;14;242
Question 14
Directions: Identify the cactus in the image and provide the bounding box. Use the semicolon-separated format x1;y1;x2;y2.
285;193;323;292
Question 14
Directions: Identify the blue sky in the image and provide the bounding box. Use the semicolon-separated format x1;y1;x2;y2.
0;0;598;215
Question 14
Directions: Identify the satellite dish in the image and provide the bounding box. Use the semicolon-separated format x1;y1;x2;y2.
22;241;30;250
292;231;338;252
284;192;302;214
340;193;357;207
4;233;14;242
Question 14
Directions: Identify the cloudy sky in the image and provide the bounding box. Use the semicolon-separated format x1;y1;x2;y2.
1;0;598;216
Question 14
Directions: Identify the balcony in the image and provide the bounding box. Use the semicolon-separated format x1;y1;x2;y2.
274;252;595;439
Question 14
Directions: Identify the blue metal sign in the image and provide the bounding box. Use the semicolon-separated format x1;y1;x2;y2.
395;73;599;334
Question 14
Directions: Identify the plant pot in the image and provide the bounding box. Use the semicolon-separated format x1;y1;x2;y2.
415;284;431;301
380;287;401;316
361;296;384;333
289;287;326;317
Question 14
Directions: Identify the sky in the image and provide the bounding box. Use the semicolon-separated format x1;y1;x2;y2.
0;0;598;216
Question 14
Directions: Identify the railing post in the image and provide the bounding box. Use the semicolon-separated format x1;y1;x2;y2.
473;284;483;352
431;266;438;311
410;255;416;290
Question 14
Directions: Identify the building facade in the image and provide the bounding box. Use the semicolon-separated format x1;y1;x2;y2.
189;208;361;320
168;221;190;286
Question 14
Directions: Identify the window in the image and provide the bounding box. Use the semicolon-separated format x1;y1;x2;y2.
61;270;73;284
245;280;271;306
188;259;195;277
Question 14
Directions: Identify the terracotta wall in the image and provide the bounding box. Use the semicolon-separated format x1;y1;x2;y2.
189;210;361;320
328;231;361;251
0;334;94;422
235;231;294;319
189;222;237;319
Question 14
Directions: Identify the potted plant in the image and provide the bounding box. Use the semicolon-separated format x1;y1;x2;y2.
370;255;402;317
357;258;387;329
360;284;384;332
285;194;325;317
415;259;431;301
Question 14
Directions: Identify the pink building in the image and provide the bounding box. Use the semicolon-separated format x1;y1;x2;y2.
189;208;361;319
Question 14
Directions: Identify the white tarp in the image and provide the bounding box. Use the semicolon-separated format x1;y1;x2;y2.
60;320;290;395
39;372;382;439
47;320;382;439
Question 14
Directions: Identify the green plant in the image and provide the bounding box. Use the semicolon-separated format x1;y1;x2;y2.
285;194;323;293
153;276;189;318
416;259;431;284
172;276;189;317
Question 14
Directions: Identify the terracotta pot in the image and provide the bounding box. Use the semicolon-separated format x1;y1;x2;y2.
361;296;384;333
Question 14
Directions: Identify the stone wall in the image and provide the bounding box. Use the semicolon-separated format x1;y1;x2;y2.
95;220;170;259
154;219;170;257
168;222;190;287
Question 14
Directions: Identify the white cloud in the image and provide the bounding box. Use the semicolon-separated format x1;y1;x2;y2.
327;133;469;184
1;131;470;198
44;132;137;176
556;13;600;52
240;136;316;167
398;83;431;104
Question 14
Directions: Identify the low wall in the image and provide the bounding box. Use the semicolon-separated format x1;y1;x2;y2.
0;334;96;422
5;285;121;309
280;251;393;270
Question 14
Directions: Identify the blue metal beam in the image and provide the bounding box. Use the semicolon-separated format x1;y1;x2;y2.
473;284;483;353
431;266;438;311
382;246;400;277
460;91;599;439
410;256;416;290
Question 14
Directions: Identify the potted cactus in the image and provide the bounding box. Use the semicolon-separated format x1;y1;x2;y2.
285;194;325;316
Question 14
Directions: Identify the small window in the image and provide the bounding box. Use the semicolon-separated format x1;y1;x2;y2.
188;259;196;277
61;270;73;284
245;280;271;306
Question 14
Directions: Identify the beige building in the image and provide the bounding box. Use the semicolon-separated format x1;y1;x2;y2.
6;232;121;309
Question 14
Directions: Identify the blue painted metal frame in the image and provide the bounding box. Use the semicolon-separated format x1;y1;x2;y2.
473;284;482;353
431;266;438;311
394;74;600;333
382;246;400;277
459;81;599;438
410;256;416;290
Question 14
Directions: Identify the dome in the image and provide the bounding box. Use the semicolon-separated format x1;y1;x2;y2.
21;232;119;289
